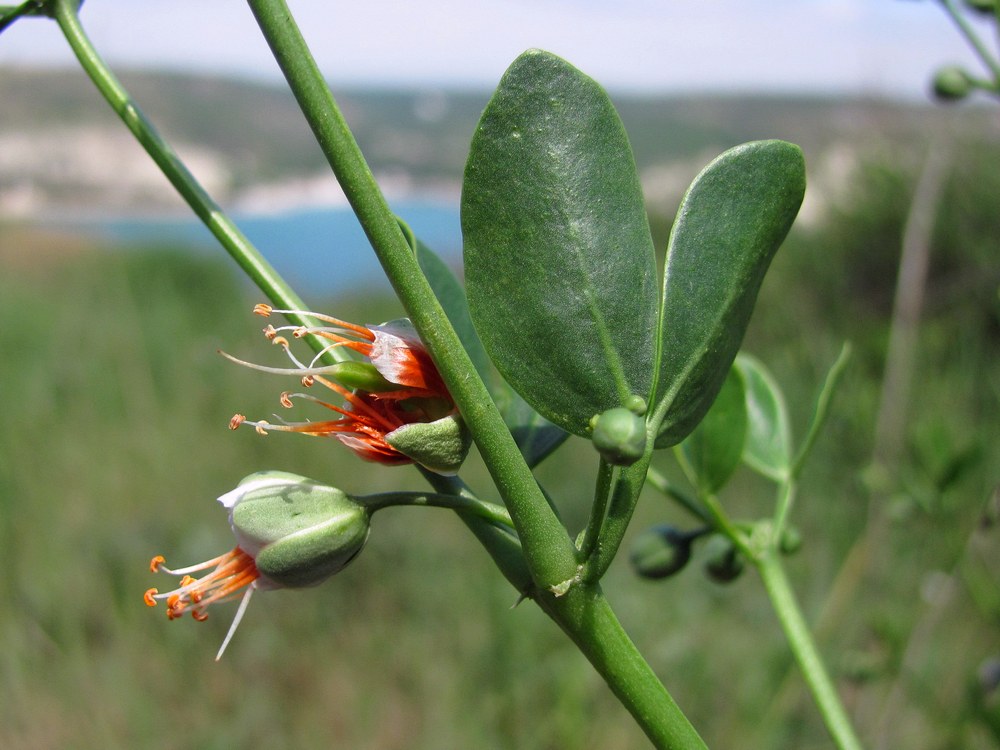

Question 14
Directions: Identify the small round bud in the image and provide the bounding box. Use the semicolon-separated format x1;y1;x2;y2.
623;394;647;416
703;535;745;583
630;525;693;579
932;66;974;101
384;412;471;475
590;407;647;466
779;525;802;555
225;471;371;588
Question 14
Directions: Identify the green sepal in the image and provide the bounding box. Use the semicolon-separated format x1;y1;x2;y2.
229;474;371;589
385;412;472;475
328;361;397;393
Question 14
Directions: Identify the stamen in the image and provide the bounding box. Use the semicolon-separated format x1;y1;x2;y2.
215;585;255;661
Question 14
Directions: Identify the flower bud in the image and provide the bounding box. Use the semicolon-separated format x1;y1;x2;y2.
703;534;745;583
779;525;802;556
590;407;647;466
630;525;693;579
932;66;974;101
222;471;370;588
384;413;472;475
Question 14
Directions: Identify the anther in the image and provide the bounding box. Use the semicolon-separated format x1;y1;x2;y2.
192;610;209;622
280;392;294;408
149;555;165;572
229;414;246;430
253;304;273;317
301;375;314;388
144;588;159;606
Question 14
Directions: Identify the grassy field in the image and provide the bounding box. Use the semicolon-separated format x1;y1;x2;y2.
1;138;998;750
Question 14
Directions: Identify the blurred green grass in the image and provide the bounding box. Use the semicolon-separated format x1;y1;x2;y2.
1;145;999;750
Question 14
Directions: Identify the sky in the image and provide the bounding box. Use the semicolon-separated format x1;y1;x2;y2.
0;1;992;99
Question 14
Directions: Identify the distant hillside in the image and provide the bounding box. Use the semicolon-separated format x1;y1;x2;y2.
1;67;997;218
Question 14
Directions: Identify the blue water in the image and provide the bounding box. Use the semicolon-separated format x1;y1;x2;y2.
84;201;462;297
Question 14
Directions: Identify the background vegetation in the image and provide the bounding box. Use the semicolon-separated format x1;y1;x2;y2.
0;74;998;748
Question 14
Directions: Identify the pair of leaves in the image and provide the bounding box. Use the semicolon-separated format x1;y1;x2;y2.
461;50;806;450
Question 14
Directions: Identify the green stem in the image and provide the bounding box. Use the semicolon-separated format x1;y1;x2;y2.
358;490;513;529
584;450;652;582
756;552;864;750
247;4;706;745
578;458;613;561
537;584;708;750
49;0;341;361
645;466;713;526
939;0;1000;86
417;468;533;594
0;0;39;32
246;0;579;592
50;0;534;602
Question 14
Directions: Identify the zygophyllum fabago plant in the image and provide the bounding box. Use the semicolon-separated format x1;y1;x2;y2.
3;1;865;747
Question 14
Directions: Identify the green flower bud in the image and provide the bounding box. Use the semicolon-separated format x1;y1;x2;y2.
384;412;472;475
225;471;371;588
703;534;745;583
630;525;693;579
590;407;647;466
779;525;802;555
932;66;974;101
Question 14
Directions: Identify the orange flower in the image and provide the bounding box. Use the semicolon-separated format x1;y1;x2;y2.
226;305;469;474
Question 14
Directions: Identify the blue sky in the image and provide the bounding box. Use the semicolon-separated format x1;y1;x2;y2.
0;1;991;98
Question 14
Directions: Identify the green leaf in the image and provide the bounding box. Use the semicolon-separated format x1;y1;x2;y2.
414;232;568;466
462;49;658;437
678;366;747;494
735;353;792;481
653;140;805;447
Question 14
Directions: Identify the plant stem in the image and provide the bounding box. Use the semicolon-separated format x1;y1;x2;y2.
49;0;341;360
537;584;708;750
756;552;863;750
939;0;1000;86
578;458;613;561
246;0;579;592
246;4;707;745
358;490;513;529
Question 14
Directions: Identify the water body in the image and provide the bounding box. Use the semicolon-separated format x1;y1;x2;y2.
79;201;463;297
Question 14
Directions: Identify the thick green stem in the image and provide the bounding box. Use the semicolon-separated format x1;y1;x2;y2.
756;552;863;750
246;3;706;745
246;0;579;592
538;584;708;750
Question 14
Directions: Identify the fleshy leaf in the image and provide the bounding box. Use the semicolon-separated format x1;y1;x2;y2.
654;140;805;447
735;353;792;481
462;49;658;437
414;234;568;466
678;366;747;494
